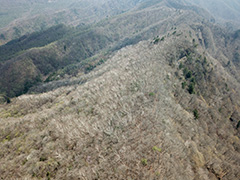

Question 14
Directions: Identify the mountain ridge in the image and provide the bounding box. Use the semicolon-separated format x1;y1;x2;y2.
1;0;240;45
1;25;239;179
0;0;240;179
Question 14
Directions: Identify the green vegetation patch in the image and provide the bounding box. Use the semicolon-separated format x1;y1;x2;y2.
188;83;195;94
141;158;148;166
152;146;162;152
193;109;199;119
149;92;155;97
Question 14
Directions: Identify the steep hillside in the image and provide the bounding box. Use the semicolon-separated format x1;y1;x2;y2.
0;0;215;99
0;24;239;179
0;24;70;62
0;24;112;98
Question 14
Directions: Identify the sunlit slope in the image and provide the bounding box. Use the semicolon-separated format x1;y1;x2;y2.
0;25;240;179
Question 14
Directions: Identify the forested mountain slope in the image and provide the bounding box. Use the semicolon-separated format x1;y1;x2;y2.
0;22;240;179
0;0;240;179
1;0;240;45
0;0;142;44
0;0;215;98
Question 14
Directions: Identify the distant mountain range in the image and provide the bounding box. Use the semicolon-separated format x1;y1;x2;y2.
0;0;240;45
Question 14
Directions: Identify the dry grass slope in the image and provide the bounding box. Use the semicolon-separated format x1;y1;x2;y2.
0;26;239;179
